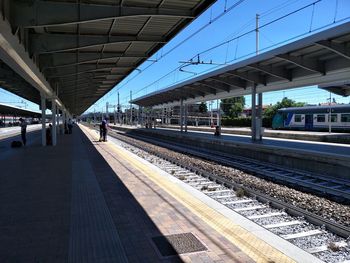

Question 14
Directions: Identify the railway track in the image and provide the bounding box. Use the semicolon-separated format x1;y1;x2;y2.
114;128;350;204
90;126;350;263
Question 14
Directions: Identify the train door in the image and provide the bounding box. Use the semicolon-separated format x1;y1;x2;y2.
305;114;313;130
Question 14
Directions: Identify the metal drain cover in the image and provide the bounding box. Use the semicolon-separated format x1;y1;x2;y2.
151;232;207;257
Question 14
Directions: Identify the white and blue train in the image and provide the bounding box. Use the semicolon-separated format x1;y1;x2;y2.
272;104;350;131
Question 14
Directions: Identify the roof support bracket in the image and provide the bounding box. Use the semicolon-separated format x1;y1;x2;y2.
316;40;350;60
248;63;292;81
276;54;324;74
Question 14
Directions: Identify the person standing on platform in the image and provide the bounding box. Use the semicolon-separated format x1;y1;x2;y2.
68;118;73;134
19;118;27;146
101;118;108;142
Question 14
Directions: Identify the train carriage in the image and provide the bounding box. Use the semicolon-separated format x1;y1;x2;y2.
272;104;350;131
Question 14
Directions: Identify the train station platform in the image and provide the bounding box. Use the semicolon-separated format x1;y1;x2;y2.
0;124;320;262
156;125;350;144
108;124;350;179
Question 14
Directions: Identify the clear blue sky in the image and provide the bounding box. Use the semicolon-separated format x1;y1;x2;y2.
1;0;350;112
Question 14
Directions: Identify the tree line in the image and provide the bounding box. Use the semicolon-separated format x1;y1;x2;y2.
199;96;306;127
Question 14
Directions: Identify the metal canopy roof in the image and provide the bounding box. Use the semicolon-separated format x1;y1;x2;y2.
319;82;350;97
132;22;350;108
0;0;215;115
0;103;41;117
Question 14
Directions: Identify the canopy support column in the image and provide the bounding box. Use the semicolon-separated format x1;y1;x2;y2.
184;104;188;132
52;99;57;146
41;94;46;146
251;85;257;141
180;99;184;132
256;92;263;140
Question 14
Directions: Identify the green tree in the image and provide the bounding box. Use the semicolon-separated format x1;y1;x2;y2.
198;102;208;113
221;97;245;117
264;97;306;119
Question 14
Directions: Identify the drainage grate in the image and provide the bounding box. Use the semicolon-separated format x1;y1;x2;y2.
151;232;207;257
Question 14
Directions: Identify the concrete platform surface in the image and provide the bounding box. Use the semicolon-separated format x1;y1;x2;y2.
0;124;299;262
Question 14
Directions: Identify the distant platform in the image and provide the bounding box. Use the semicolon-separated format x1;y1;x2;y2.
108;124;350;179
156;124;350;144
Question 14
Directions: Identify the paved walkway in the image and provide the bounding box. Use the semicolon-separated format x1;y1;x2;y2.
0;125;296;262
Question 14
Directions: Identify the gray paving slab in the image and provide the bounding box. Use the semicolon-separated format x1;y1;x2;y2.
68;132;128;263
0;134;71;263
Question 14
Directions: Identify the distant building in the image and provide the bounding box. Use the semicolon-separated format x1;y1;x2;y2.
242;106;269;117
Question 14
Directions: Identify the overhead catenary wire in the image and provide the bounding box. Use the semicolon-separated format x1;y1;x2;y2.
118;0;327;106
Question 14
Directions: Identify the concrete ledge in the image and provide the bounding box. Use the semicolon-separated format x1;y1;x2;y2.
156;125;350;144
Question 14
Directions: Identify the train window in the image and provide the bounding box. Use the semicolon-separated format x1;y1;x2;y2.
331;114;337;122
341;114;350;122
294;114;302;122
316;114;325;122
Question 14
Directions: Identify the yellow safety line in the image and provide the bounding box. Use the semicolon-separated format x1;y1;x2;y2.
80;125;295;263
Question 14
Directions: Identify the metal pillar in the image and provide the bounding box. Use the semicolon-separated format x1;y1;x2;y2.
184;104;188;132
217;100;222;135
130;90;132;125
137;106;142;127
251;85;257;141
113;105;116;125
57;109;60;134
328;92;332;134
117;92;121;124
52;99;57;146
257;92;263;140
210;101;213;126
41;95;46;146
180;99;184;132
62;110;66;134
217;99;221;127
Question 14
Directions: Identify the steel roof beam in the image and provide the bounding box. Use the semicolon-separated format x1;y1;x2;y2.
30;33;166;54
188;84;216;95
11;1;194;28
247;63;292;81
208;76;247;89
224;71;266;85
59;79;101;86
198;81;231;92
316;40;350;60
276;54;324;74
171;89;197;99
40;52;147;70
46;65;130;79
45;63;134;75
184;86;208;97
93;74;123;80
